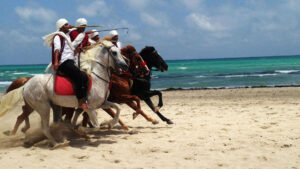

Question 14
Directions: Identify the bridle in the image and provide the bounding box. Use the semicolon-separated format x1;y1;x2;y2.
129;52;148;78
92;47;113;84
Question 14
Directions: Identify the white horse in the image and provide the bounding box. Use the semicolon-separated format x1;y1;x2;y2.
0;41;128;147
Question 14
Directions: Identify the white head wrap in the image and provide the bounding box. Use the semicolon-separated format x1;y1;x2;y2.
109;30;118;38
56;18;68;31
88;29;99;38
76;18;87;26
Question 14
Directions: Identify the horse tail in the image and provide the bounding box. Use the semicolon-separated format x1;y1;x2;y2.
5;77;31;93
0;86;24;117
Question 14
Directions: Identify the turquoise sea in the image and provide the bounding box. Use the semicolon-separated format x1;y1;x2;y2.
1;55;300;92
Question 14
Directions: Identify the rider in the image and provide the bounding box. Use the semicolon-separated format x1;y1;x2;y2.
88;29;100;44
108;30;122;50
70;18;93;49
52;18;89;109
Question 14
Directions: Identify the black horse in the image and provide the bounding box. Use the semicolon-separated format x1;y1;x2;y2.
131;46;174;124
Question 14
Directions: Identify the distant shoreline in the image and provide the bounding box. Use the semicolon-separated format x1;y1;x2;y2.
2;85;300;94
161;84;300;91
1;54;300;66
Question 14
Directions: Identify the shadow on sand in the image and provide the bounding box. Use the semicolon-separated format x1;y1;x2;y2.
0;122;170;149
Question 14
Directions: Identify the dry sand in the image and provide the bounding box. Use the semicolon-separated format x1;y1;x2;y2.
0;87;300;169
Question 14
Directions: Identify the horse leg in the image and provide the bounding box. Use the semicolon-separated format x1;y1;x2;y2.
126;101;158;125
117;94;141;117
104;108;129;130
100;101;120;129
63;107;75;124
145;90;163;108
10;102;33;135
72;108;83;126
154;90;163;108
21;102;33;133
82;112;94;128
50;102;62;122
38;105;58;147
144;98;174;124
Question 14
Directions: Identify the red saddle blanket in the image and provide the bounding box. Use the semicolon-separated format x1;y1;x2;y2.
54;75;92;95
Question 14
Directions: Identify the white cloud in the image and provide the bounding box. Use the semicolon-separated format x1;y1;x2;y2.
128;32;141;41
140;12;162;27
8;29;39;43
186;13;226;32
15;6;56;23
179;0;204;10
15;6;57;33
78;0;110;17
125;0;150;10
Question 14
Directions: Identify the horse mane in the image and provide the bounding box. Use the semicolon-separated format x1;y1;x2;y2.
121;45;136;58
80;43;103;74
79;40;115;74
140;46;155;62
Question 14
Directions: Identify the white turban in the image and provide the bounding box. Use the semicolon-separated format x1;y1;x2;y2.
56;18;68;30
76;18;87;26
88;29;99;38
109;30;118;38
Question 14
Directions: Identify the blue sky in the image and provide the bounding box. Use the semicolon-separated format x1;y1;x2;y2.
1;0;300;65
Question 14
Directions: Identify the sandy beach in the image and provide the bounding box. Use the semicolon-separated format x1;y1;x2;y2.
0;87;300;169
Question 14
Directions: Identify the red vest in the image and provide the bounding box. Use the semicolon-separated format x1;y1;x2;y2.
69;30;90;47
51;35;65;65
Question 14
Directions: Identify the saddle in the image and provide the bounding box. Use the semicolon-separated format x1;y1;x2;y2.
54;73;92;95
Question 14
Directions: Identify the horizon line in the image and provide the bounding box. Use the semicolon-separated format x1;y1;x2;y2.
1;54;300;66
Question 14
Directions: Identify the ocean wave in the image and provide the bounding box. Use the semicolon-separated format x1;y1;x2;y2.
29;73;41;76
0;81;12;85
178;67;187;70
275;70;300;74
224;73;278;78
151;75;159;79
195;75;207;78
13;72;28;75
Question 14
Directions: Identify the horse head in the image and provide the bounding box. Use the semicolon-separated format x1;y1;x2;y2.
81;40;128;74
121;45;150;77
140;46;168;72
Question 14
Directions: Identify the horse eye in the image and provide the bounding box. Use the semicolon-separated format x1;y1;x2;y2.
112;51;117;55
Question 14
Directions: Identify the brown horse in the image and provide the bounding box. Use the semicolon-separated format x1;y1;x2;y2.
71;45;159;129
5;45;156;135
5;77;32;135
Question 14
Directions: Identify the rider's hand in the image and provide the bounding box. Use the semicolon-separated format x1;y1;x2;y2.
53;63;59;71
74;47;82;55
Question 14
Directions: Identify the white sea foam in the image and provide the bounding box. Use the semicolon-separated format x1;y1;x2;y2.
224;73;277;78
13;72;28;75
275;70;300;74
0;81;12;85
195;75;206;78
178;67;187;70
29;73;42;76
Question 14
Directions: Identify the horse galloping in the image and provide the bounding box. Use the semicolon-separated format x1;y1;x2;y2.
131;46;173;124
0;41;128;147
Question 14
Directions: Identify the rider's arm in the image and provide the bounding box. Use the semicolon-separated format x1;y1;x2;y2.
71;32;85;48
53;35;61;71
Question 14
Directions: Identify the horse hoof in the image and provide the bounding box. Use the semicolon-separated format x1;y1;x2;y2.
166;120;174;125
21;127;28;133
3;130;11;136
152;120;159;125
23;141;34;148
132;113;138;119
49;141;69;150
